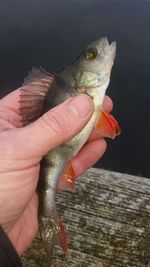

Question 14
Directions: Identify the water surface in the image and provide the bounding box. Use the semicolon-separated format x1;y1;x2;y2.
0;0;150;177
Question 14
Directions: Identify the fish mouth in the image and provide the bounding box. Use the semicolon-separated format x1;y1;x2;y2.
99;37;116;60
100;37;109;47
109;40;116;60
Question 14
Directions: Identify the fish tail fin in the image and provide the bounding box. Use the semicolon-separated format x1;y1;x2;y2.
39;210;68;256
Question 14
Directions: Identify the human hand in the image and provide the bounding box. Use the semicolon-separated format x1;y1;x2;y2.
0;88;112;255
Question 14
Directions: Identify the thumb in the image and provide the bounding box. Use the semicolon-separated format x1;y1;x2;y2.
14;94;94;157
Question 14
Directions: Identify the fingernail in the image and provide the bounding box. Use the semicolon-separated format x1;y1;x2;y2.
68;95;94;117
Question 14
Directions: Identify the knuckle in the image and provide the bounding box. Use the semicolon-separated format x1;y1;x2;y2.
40;111;67;137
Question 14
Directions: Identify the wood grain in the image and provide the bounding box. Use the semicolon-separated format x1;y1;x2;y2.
22;168;150;267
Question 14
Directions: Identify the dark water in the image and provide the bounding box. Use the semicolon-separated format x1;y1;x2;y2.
0;0;150;177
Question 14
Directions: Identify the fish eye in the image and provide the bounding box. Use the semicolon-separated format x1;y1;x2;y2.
85;47;98;60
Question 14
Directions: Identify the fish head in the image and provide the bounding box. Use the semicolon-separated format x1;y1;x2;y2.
73;37;116;93
67;37;116;106
84;37;116;74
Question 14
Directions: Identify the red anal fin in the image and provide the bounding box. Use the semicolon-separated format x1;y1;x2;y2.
57;162;75;192
96;108;121;139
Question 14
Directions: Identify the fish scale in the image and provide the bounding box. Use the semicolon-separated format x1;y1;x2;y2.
19;37;120;256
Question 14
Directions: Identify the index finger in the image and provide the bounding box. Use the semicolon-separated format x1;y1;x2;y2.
1;87;113;112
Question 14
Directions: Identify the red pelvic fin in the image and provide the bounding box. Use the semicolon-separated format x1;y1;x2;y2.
57;162;75;192
96;108;121;139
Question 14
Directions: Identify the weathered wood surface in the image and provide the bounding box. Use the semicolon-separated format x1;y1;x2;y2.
22;168;150;267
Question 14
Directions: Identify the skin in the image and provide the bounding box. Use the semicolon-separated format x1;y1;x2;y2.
0;88;112;256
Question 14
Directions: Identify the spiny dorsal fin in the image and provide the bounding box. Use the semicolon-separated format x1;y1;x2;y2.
19;67;55;126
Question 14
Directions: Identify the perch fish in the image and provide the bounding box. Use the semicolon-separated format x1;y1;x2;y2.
20;37;121;256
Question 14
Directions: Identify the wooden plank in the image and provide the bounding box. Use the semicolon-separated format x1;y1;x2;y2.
22;168;150;267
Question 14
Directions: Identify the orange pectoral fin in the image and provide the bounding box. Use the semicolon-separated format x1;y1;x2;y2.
57;162;75;192
96;108;121;139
